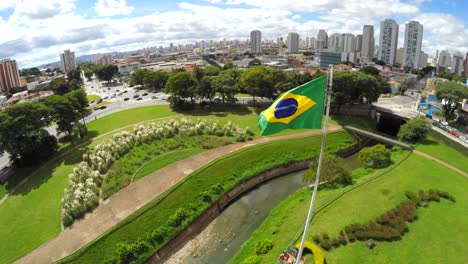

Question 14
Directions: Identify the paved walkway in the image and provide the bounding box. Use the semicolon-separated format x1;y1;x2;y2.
413;150;468;177
16;125;341;264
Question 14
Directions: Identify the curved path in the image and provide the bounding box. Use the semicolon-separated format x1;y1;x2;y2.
16;125;341;264
413;150;468;177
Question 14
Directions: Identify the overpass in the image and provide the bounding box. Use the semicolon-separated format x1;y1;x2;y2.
343;126;413;150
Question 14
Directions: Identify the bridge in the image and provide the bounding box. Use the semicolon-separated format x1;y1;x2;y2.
343;126;413;150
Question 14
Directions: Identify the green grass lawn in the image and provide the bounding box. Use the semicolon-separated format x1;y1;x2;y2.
58;131;356;264
230;153;467;264
86;95;101;102
415;131;468;172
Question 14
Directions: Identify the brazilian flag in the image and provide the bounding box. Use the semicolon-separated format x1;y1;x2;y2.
258;75;327;136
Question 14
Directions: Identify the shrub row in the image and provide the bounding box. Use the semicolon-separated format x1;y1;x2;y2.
62;118;253;226
315;189;455;251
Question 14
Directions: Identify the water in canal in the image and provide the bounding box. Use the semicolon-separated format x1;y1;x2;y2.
165;154;361;264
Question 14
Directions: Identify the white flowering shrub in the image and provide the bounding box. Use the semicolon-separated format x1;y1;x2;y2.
61;118;253;226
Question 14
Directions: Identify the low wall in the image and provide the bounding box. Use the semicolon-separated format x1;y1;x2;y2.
145;143;364;263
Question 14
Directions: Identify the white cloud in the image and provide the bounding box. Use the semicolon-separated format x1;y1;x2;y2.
0;0;467;67
0;0;15;10
94;0;134;17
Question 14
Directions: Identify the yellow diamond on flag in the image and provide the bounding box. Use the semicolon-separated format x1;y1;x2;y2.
262;93;316;124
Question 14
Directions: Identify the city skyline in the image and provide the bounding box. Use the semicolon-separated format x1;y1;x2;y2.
0;0;467;67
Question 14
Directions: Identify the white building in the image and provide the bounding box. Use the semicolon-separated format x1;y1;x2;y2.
250;30;262;54
402;21;423;69
0;59;21;92
60;49;77;73
341;33;355;53
451;55;464;76
361;25;375;62
287;32;300;53
396;48;405;66
378;19;399;66
419;51;428;69
329;33;342;51
305;36;315;49
437;50;451;70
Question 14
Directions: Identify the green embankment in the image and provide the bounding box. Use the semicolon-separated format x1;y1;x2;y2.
415;131;468;172
58;131;356;263
230;152;467;264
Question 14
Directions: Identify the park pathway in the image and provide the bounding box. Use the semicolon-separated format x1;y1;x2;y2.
413;150;468;177
15;125;341;264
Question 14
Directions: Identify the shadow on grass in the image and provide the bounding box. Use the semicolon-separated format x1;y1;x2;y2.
3;138;94;197
174;104;256;117
332;114;376;131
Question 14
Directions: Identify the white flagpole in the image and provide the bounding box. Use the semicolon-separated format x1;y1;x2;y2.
295;65;334;264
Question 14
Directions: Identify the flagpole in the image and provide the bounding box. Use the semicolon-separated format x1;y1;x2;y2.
295;65;333;264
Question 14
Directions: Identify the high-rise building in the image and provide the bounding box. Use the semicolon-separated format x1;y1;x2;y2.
402;21;423;69
419;51;428;69
0;59;21;93
306;36;315;49
361;25;375;62
355;34;363;52
396;48;405;66
451;55;464;76
341;33;355;53
287;32;299;53
329;33;342;51
316;30;328;51
60;49;77;73
464;52;468;76
378;19;399;66
437;50;451;70
250;30;262;54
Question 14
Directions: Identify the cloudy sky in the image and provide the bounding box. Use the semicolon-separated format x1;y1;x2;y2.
0;0;467;68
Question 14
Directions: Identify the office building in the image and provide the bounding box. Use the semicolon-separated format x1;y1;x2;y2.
316;30;328;51
329;33;342;51
0;59;21;93
306;36;315;49
361;25;375;62
250;30;262;54
402;21;423;69
451;55;464;76
319;50;341;68
378;19;399;65
355;34;363;52
341;33;355;53
396;48;404;65
60;49;77;73
287;32;299;53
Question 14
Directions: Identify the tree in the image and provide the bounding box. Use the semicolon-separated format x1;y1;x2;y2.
359;144;392;169
332;71;383;105
248;58;262;67
93;64;118;83
297;72;313;85
83;69;93;81
66;89;88;112
360;66;379;76
0;102;56;165
45;95;80;136
129;69;151;87
435;81;468;121
265;67;290;93
49;77;70;95
397;117;431;143
164;71;198;103
197;76;216;102
143;71;168;91
239;67;274;103
213;69;239;103
204;66;221;76
67;69;82;83
302;154;352;186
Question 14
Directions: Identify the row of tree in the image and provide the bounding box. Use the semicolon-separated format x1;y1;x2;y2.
0;76;87;165
82;64;119;83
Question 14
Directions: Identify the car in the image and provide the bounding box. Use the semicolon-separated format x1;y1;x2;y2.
100;105;107;110
450;130;459;138
459;135;468;142
142;93;148;96
117;92;123;96
110;94;116;98
133;94;140;98
107;87;111;90
96;99;103;104
151;96;158;99
123;90;128;93
103;96;109;100
89;100;95;104
124;97;130;101
116;89;120;92
93;106;100;111
136;97;142;101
